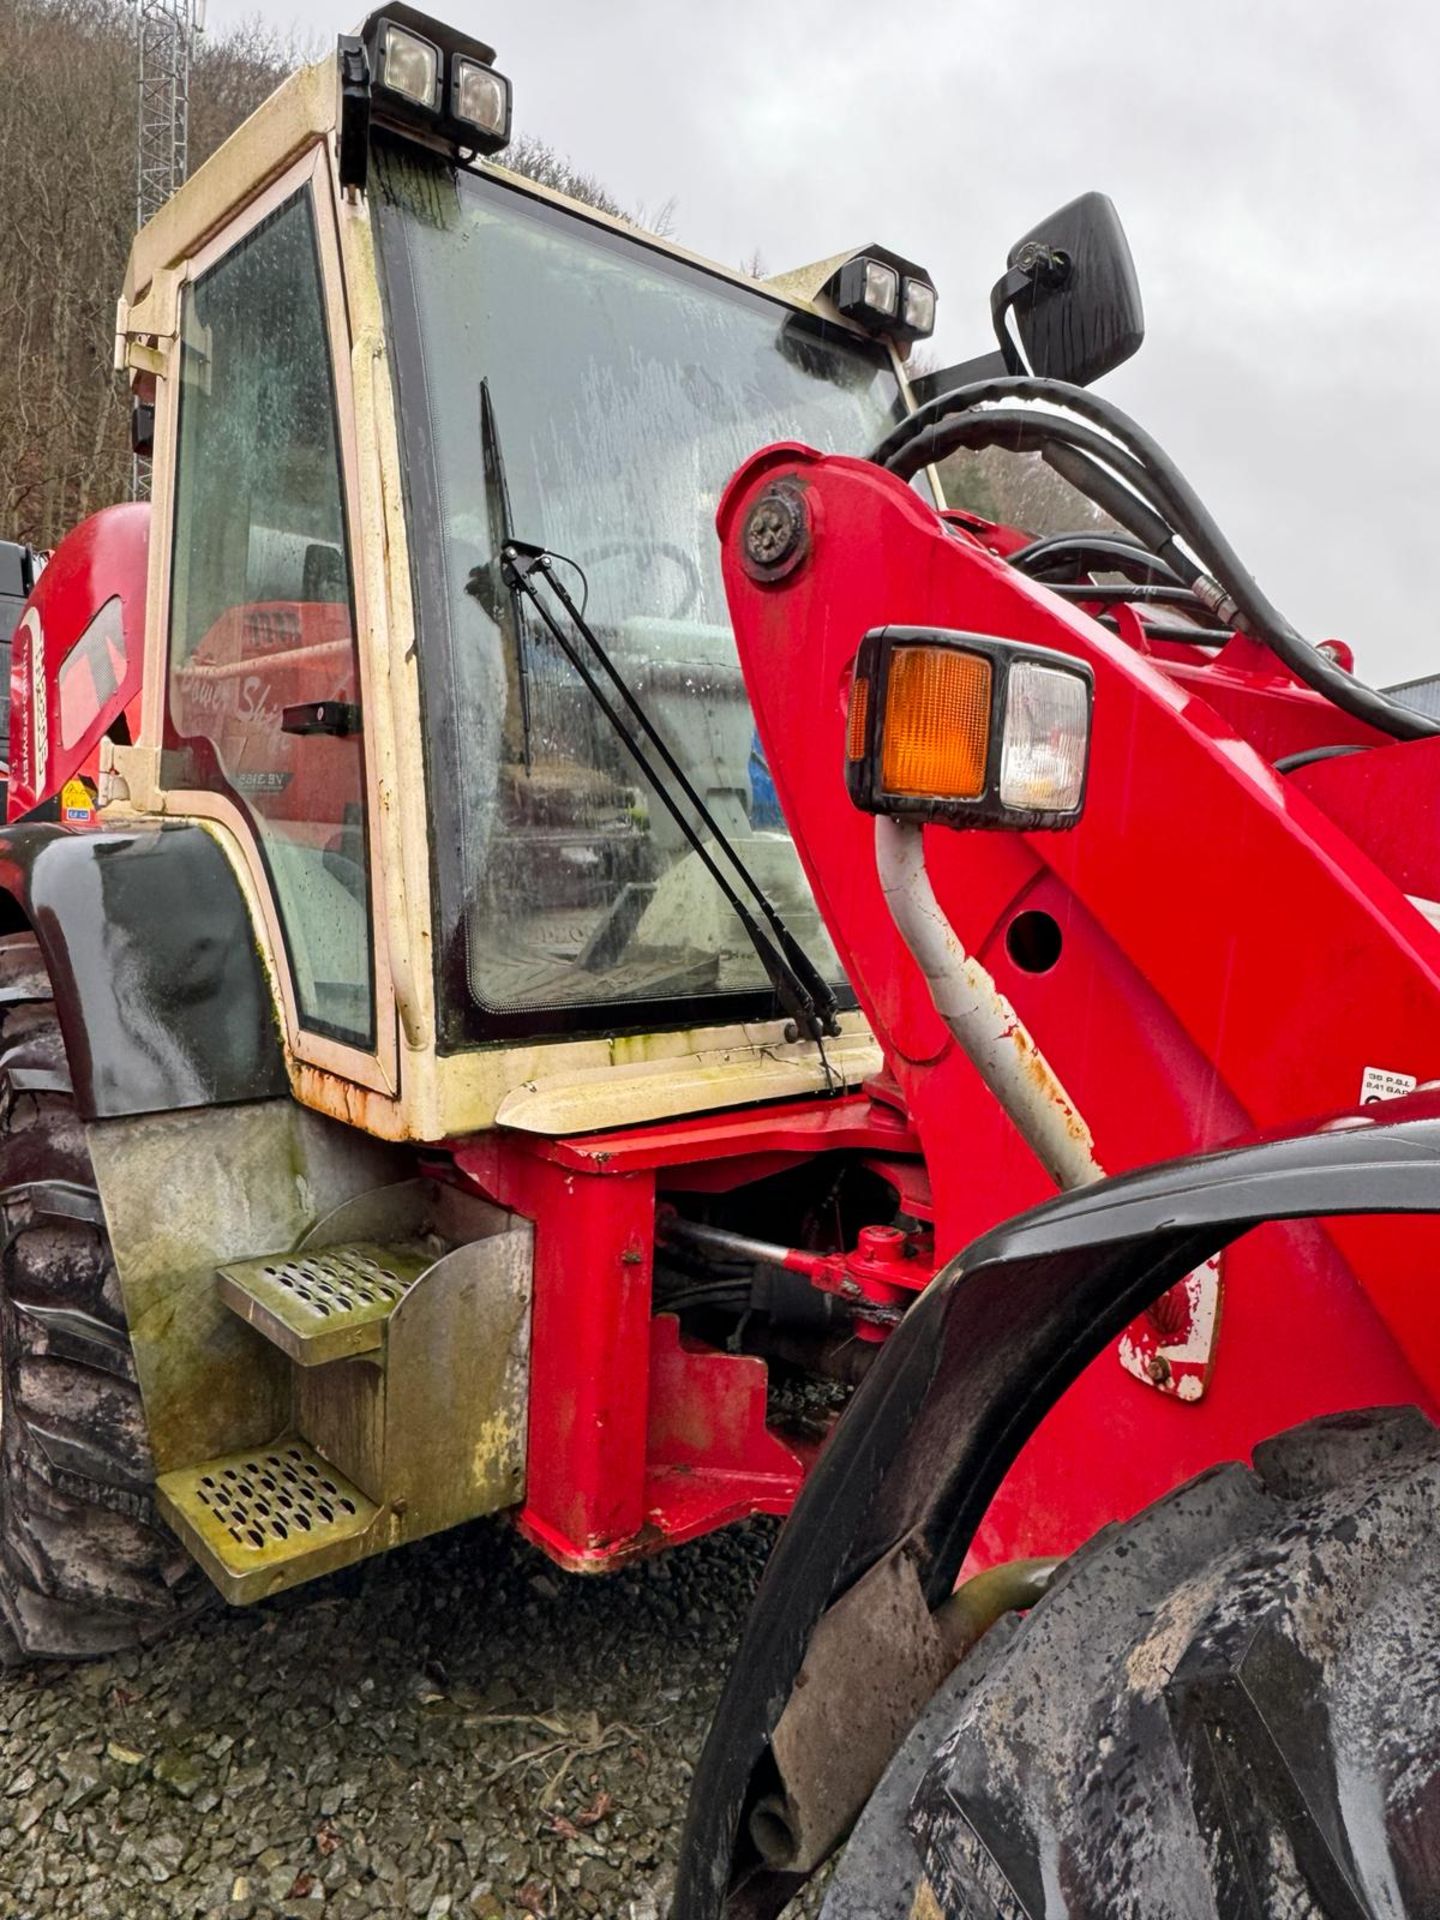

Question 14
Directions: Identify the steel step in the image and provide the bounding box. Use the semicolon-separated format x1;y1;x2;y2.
216;1240;434;1366
156;1437;379;1604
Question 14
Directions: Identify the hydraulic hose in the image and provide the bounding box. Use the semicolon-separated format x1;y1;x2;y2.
1009;530;1189;586
875;375;1438;742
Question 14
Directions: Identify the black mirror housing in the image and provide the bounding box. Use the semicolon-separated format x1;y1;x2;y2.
1001;192;1144;387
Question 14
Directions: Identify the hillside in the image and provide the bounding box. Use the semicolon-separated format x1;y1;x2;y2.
0;0;293;548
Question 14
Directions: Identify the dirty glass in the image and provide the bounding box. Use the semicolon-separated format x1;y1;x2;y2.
166;189;373;1048
375;151;916;1027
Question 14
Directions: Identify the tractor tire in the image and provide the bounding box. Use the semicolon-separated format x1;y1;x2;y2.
0;932;203;1663
823;1403;1440;1920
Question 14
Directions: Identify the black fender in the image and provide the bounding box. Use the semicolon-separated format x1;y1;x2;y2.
673;1100;1440;1919
0;821;287;1119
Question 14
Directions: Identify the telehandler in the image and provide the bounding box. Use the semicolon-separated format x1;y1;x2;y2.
6;13;1440;1913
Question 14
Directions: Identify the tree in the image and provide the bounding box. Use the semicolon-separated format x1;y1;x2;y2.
0;1;659;550
0;0;294;548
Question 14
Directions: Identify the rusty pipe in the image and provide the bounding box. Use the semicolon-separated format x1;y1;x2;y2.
931;1555;1062;1662
875;815;1104;1192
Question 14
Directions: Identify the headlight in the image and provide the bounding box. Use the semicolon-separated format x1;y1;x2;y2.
1000;659;1089;813
378;22;440;109
844;627;1093;829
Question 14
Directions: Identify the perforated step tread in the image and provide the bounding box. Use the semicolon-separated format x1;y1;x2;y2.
217;1240;434;1365
157;1438;378;1604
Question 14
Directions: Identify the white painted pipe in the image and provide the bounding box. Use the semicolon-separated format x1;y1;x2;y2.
875;814;1104;1192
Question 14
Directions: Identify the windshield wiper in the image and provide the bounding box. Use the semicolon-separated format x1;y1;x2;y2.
471;379;534;769
473;539;842;1048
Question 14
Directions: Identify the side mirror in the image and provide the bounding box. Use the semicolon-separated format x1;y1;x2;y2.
993;192;1143;387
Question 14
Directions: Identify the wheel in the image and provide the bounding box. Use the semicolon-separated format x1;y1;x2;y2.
823;1404;1440;1919
0;932;203;1662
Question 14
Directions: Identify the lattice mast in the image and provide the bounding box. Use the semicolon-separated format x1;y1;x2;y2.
132;0;201;495
135;0;199;230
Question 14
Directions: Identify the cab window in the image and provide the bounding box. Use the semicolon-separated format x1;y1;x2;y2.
165;187;373;1048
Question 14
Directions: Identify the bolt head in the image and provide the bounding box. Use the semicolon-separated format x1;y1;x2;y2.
741;481;810;581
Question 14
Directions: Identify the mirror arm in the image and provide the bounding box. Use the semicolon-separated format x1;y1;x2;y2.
989;263;1037;374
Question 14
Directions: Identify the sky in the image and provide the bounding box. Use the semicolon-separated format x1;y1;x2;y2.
208;0;1440;682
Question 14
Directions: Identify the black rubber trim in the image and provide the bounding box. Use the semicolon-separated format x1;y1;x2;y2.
0;822;286;1119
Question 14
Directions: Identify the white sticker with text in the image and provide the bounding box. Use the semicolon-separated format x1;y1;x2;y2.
1360;1066;1419;1104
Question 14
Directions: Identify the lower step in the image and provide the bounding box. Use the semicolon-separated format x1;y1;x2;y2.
157;1437;379;1605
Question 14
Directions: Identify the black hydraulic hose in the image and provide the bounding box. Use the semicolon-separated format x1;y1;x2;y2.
1096;616;1233;646
874;375;1438;742
1273;743;1370;773
1010;531;1188;587
903;405;1201;587
1038;442;1198;577
1048;583;1211;611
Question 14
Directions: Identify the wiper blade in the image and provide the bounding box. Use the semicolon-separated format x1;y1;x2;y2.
476;540;841;1046
475;380;533;769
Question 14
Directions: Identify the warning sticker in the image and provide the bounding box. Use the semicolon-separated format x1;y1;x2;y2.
59;777;93;825
1360;1065;1418;1104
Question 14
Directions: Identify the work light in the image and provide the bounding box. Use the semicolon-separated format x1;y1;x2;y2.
377;21;440;109
901;276;937;338
833;256;900;331
349;9;513;175
844;627;1093;828
827;250;937;343
453;56;511;145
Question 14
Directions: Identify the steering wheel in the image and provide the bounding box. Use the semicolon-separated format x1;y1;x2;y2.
574;540;704;622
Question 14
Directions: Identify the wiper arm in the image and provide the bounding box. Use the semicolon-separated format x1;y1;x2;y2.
477;540;841;1046
473;380;533;769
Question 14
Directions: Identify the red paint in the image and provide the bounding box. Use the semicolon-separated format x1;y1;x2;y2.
168;600;361;844
8;505;148;818
450;1096;916;1568
717;443;1440;1569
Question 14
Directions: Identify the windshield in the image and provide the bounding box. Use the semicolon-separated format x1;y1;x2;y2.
373;145;917;1040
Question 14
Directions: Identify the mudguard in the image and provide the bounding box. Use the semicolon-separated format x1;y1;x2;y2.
0;820;287;1119
673;1097;1440;1919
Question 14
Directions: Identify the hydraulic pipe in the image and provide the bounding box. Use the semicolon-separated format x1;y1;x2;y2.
875;815;1103;1192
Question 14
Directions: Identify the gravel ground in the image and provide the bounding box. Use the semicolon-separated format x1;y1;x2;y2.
0;1515;799;1920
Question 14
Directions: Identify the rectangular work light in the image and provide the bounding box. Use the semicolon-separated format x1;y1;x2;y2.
376;19;440;109
844;627;1093;828
346;6;513;181
826;247;937;342
452;55;511;144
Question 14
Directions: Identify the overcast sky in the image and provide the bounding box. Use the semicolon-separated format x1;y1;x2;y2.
208;0;1440;681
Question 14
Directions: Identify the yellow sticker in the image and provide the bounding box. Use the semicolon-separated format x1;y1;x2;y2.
60;777;94;823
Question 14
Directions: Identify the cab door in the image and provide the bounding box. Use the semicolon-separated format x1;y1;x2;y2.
149;148;396;1090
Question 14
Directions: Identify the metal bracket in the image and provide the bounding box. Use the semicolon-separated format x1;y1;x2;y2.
114;266;185;377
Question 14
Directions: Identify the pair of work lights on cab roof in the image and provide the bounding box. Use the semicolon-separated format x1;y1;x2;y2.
831;254;937;342
367;12;512;154
845;629;1094;830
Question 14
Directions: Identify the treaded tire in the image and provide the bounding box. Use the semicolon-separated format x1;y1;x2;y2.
0;932;204;1661
825;1404;1440;1920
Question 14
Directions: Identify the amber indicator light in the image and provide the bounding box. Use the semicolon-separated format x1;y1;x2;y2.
880;645;992;798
